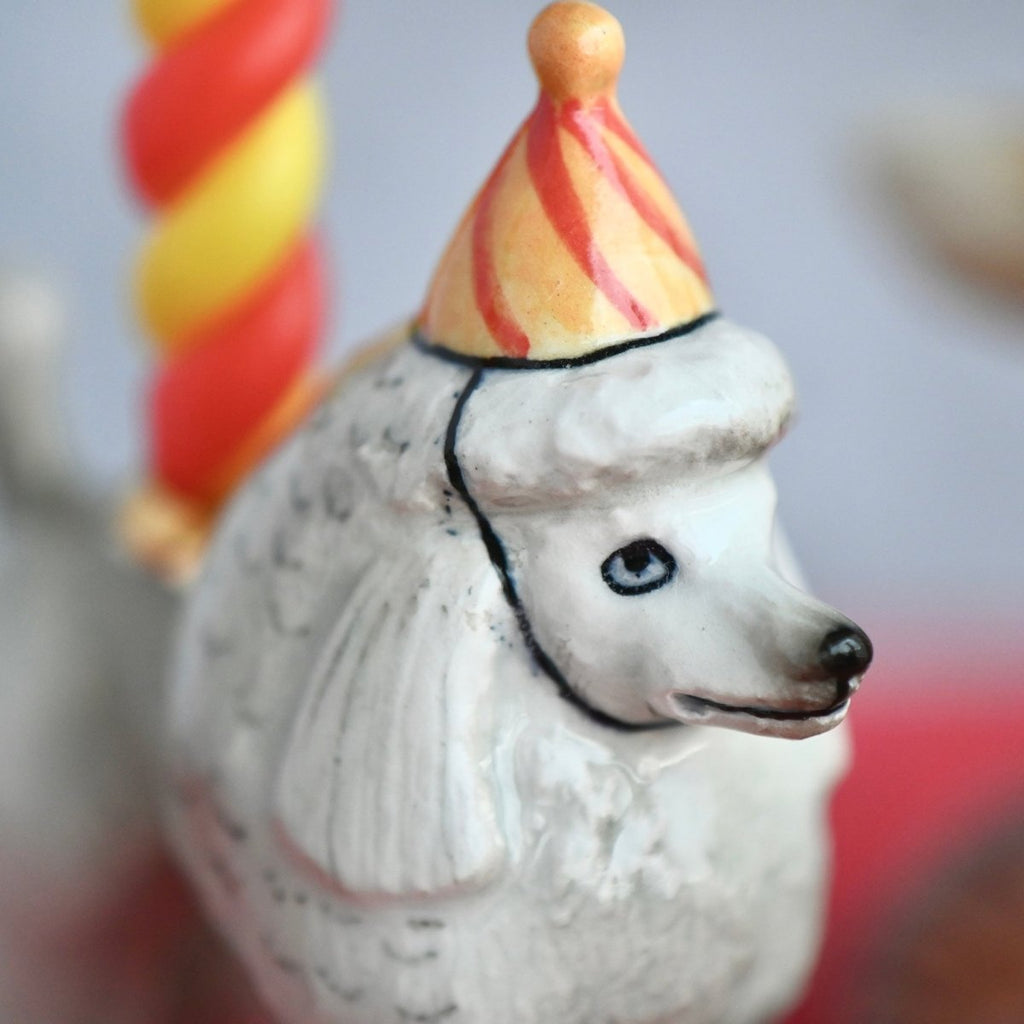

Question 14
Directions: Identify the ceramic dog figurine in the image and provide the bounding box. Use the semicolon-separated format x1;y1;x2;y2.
166;5;872;1022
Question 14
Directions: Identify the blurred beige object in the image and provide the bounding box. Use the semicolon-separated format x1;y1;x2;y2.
120;482;211;587
878;104;1024;300
0;268;179;1022
0;270;71;494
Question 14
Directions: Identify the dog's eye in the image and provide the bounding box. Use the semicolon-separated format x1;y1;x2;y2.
601;539;677;596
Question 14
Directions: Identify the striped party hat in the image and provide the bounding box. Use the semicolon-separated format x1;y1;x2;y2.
418;1;714;362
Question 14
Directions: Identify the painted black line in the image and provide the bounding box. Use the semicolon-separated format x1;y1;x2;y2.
213;803;248;843
314;965;364;1002
685;680;853;722
407;918;446;931
443;370;677;734
383;941;440;965
413;311;720;370
396;1005;458;1023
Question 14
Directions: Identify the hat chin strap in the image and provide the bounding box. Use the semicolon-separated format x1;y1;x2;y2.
443;365;680;735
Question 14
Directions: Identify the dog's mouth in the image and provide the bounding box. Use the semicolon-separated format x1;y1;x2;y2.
668;679;857;739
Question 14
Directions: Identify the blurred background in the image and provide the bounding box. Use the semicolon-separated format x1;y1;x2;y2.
2;0;1023;655
1;2;1023;1022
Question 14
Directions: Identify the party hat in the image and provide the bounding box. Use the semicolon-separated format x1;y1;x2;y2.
419;1;714;362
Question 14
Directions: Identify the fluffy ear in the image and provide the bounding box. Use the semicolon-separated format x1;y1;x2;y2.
271;529;509;900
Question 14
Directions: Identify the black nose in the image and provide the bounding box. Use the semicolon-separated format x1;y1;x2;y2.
817;626;873;681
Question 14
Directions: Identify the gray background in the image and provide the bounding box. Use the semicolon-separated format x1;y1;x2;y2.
3;1;1023;655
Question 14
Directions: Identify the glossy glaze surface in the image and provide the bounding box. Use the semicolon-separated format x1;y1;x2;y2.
167;320;861;1024
420;2;711;361
166;5;871;1021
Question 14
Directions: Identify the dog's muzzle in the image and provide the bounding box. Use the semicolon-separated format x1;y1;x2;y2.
667;622;872;739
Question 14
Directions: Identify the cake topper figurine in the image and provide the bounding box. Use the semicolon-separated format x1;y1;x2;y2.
167;4;873;1023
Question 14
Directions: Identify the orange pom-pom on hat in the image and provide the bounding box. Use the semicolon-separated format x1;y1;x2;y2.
419;1;714;362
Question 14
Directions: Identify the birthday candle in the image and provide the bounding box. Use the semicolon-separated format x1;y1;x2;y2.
121;0;333;574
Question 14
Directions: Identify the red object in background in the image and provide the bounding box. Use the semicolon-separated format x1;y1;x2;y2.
124;0;332;206
92;857;273;1024
121;0;335;517
151;238;324;505
785;649;1024;1024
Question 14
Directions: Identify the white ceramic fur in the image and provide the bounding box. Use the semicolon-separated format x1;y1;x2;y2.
167;315;867;1024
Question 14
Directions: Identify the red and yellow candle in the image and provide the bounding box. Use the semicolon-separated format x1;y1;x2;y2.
121;0;333;579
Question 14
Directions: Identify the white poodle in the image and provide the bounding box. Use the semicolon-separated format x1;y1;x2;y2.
166;314;871;1024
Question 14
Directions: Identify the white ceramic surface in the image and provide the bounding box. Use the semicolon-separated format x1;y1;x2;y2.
167;316;867;1024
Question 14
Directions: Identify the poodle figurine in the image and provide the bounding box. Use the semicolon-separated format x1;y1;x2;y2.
166;4;873;1023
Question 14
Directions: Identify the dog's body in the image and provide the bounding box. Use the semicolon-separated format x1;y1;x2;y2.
167;318;859;1024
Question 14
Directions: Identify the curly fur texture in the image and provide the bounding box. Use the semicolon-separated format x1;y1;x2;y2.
167;319;850;1024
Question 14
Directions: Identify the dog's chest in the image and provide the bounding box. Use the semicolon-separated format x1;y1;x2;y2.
209;708;842;1024
454;722;845;1024
508;724;722;902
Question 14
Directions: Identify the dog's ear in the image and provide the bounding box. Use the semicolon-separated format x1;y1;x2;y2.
272;531;508;900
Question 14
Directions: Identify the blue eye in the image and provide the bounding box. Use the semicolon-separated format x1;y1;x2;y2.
601;539;677;596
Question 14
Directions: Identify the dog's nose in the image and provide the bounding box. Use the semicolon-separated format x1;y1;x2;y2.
817;626;873;681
